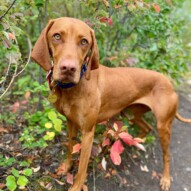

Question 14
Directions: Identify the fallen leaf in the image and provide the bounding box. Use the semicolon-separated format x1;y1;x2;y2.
101;157;107;170
151;171;161;180
45;182;52;190
0;183;6;189
111;169;117;176
72;143;81;154
54;179;65;185
105;172;111;178
57;163;67;175
140;165;149;172
66;173;73;185
32;166;41;173
0;127;8;133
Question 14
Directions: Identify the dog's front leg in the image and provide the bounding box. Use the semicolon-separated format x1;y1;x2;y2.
69;125;95;191
66;120;78;173
57;120;78;175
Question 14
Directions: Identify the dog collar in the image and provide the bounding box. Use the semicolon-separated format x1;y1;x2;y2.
46;63;87;90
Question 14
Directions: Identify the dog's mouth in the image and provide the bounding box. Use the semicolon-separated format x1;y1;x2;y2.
53;70;80;84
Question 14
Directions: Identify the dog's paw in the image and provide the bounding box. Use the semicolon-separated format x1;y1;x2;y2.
69;184;88;191
160;176;171;191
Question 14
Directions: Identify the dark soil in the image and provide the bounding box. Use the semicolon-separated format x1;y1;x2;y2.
1;80;191;191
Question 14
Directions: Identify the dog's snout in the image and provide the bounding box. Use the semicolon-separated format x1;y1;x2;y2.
60;60;77;73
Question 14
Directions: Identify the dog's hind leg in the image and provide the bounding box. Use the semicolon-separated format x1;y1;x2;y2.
153;92;178;191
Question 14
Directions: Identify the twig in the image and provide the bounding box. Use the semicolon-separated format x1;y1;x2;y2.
15;37;32;77
0;57;18;99
0;53;12;88
0;0;17;20
93;162;96;191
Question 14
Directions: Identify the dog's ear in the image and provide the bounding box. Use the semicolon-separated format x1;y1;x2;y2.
85;29;99;80
31;20;54;71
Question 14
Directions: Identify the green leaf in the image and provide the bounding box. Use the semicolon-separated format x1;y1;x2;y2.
54;124;61;132
12;168;20;177
48;111;57;121
23;168;33;176
43;132;55;141
121;126;128;131
17;176;28;189
53;118;62;125
35;0;44;7
6;175;17;191
45;122;53;129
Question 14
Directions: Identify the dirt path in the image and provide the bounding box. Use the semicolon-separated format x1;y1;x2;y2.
87;81;191;191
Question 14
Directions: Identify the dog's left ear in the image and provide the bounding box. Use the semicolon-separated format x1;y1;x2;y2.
85;29;99;80
31;20;54;71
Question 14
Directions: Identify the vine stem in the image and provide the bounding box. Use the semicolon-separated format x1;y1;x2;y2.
0;0;17;20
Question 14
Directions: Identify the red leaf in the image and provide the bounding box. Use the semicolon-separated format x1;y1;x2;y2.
152;3;160;13
107;18;113;26
110;151;121;165
66;173;73;185
110;140;124;165
102;138;110;147
11;102;20;113
21;100;28;105
119;133;146;151
118;132;134;145
99;17;113;26
111;140;124;154
72;143;81;154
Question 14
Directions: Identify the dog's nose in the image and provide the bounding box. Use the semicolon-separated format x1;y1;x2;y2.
60;60;77;73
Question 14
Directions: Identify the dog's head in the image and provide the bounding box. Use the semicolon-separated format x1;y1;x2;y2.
31;17;99;83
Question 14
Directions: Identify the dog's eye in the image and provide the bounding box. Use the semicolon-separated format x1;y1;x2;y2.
53;33;61;40
81;39;88;45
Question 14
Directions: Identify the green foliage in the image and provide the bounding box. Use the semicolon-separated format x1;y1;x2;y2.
6;168;32;191
20;108;66;148
0;155;15;167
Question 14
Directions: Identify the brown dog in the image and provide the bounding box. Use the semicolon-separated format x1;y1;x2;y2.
31;17;191;191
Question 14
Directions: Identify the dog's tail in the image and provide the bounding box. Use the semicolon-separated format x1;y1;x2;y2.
175;112;191;123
